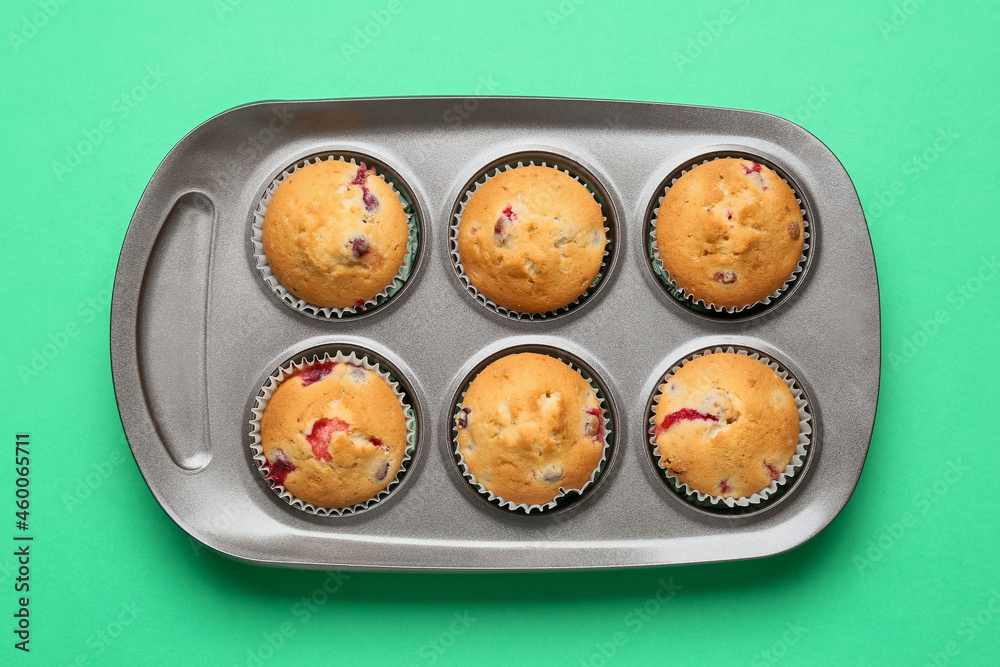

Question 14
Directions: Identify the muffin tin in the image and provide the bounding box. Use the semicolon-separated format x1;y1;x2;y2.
110;97;880;570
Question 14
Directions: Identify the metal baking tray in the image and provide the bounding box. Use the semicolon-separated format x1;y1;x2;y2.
111;97;879;570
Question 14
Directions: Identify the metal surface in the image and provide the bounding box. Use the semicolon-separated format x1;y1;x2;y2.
110;97;880;570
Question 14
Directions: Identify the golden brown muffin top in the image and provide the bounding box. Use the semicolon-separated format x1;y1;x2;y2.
262;160;409;309
457;166;606;313
652;352;799;499
260;358;408;509
455;352;606;506
654;158;804;309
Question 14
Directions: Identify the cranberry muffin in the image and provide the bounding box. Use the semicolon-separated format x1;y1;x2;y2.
654;158;804;309
263;160;409;309
457;166;606;313
260;357;408;509
455;352;606;506
651;352;799;499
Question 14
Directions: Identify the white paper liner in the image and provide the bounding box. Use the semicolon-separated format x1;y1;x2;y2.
251;154;419;319
452;354;612;514
449;159;612;320
648;155;811;314
249;350;417;517
647;346;812;509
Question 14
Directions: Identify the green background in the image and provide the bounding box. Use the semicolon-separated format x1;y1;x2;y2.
2;0;998;664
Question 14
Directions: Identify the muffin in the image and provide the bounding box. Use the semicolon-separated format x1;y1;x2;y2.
651;352;799;499
455;352;607;507
262;160;409;309
654;158;804;309
457;165;606;313
259;356;408;509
